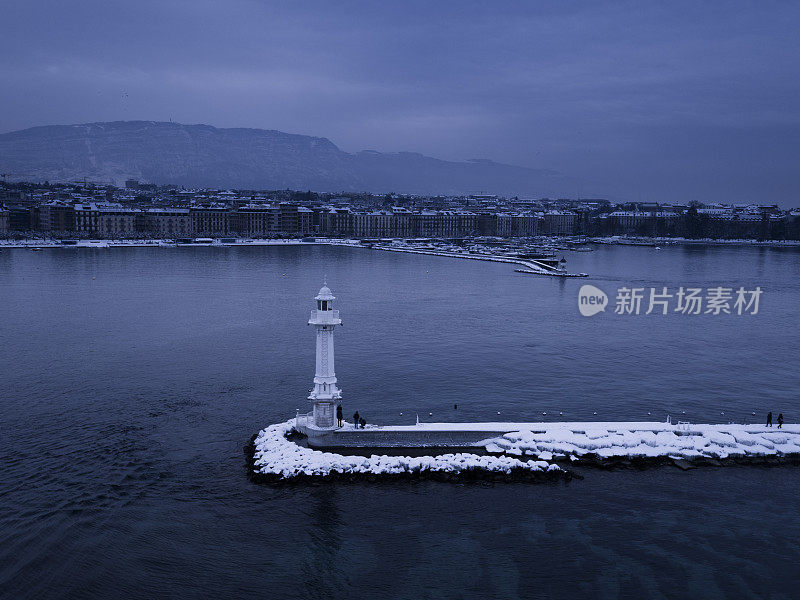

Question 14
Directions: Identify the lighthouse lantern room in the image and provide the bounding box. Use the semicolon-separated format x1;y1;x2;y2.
307;283;342;429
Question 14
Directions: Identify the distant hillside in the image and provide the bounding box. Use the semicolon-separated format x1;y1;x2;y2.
0;121;581;196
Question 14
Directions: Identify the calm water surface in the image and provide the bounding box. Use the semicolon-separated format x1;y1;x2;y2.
1;244;799;599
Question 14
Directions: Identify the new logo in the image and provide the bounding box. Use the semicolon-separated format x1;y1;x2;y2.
578;284;608;317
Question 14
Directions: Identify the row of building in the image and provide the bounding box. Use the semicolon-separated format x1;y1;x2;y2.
1;183;798;239
0;203;579;238
0;203;314;238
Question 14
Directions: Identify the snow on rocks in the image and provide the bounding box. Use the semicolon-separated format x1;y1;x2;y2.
478;423;800;462
250;420;561;481
248;420;800;482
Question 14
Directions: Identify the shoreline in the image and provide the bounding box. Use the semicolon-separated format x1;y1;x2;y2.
3;236;799;250
0;238;332;248
589;236;800;248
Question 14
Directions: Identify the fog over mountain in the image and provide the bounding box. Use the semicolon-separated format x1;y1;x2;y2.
0;121;584;197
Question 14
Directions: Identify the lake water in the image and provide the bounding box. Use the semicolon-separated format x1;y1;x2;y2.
1;244;799;599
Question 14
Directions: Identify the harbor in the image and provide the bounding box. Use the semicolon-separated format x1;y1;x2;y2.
372;242;588;277
0;235;591;277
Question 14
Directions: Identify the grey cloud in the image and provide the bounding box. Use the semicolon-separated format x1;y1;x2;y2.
2;0;799;204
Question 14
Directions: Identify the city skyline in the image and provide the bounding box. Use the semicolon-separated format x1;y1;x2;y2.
2;180;798;241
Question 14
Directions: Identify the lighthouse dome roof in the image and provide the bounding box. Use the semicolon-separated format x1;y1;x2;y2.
315;285;335;300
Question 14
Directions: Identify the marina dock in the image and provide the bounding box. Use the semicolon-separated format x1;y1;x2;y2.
373;244;588;277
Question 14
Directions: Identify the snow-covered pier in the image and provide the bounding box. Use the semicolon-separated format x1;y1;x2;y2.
249;419;800;482
249;420;564;482
249;284;797;483
477;421;800;462
295;418;800;455
372;244;587;277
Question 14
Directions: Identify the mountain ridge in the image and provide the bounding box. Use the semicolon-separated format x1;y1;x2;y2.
0;120;582;196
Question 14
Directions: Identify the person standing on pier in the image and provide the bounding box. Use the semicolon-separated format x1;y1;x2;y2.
336;404;343;428
352;410;360;429
766;412;773;427
777;413;783;429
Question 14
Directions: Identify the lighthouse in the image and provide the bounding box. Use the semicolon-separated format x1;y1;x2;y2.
307;282;342;429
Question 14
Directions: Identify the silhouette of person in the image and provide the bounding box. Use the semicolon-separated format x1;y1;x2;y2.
336;404;343;428
359;417;366;429
777;413;784;429
352;411;360;429
766;412;773;427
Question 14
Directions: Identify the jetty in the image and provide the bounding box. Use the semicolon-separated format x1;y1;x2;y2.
294;416;800;458
373;244;587;277
250;284;798;482
252;418;800;482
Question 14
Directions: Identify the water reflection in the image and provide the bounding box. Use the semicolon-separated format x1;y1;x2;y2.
300;488;345;599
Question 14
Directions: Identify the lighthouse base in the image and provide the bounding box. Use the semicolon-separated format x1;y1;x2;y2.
305;400;339;430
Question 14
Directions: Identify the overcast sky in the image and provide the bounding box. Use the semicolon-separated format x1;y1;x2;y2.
2;1;799;204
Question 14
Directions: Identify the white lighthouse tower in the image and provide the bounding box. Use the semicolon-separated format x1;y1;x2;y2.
307;282;342;430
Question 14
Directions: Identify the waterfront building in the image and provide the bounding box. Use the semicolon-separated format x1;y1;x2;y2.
391;207;412;238
352;210;395;238
435;210;477;237
190;206;230;236
496;213;513;237
39;202;76;234
230;204;278;236
74;203;138;237
607;211;680;235
410;209;479;238
697;208;733;218
608;211;649;232
475;213;498;236
297;206;313;234
7;205;34;231
411;210;438;237
144;208;190;237
277;203;312;234
457;211;479;236
319;207;353;236
73;204;101;236
497;213;541;237
227;203;313;236
277;203;298;233
540;210;576;235
436;211;459;237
